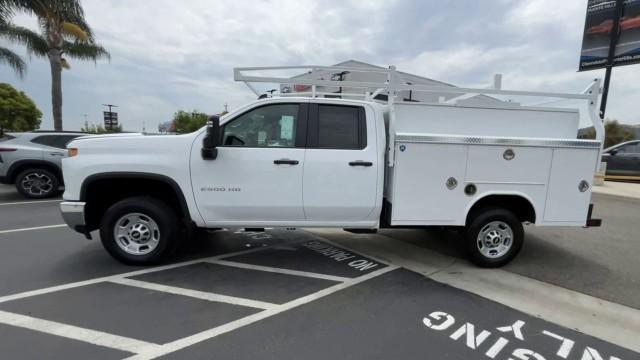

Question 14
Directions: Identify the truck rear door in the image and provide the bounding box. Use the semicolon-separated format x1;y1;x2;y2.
302;103;378;223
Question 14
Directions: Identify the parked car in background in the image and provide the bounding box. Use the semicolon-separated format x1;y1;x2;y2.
0;131;87;198
602;140;640;181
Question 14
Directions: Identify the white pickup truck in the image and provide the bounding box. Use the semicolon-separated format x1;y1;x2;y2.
60;65;603;267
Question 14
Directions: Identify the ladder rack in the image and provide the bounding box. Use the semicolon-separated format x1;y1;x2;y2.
233;65;605;164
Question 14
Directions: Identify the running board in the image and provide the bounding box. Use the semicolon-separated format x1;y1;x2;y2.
344;228;378;234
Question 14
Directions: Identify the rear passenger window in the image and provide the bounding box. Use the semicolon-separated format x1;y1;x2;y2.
30;135;58;148
31;135;81;149
52;135;81;149
316;105;365;149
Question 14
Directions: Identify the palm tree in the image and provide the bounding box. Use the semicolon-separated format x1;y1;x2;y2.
0;1;27;77
1;0;109;131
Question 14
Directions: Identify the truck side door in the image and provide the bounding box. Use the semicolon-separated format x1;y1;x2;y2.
190;102;308;225
302;103;379;224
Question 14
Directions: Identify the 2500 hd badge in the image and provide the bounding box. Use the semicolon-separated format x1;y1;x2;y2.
201;187;241;192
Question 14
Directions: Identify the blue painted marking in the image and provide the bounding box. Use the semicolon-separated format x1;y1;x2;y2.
399;145;406;152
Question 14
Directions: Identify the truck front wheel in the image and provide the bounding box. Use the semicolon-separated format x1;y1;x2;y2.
100;196;180;265
464;208;524;268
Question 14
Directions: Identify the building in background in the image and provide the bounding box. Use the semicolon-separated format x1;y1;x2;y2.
280;60;501;105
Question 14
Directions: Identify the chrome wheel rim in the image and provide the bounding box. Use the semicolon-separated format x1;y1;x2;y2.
114;213;160;255
21;172;53;196
477;221;513;259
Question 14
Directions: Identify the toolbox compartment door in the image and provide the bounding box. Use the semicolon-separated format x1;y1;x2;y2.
390;143;467;225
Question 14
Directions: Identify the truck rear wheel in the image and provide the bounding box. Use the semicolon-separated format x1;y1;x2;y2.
100;196;180;265
464;208;523;268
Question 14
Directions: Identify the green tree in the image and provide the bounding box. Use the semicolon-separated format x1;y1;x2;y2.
1;0;110;131
172;110;208;133
0;82;42;135
579;119;635;148
80;123;122;134
603;120;635;148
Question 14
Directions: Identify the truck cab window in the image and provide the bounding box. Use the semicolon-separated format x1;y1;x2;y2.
222;104;299;147
316;105;365;149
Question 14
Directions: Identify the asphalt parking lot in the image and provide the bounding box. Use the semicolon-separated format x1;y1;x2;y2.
0;185;638;359
374;193;640;309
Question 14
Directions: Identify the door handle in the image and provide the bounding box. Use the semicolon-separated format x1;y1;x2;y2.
274;159;299;165
349;161;373;167
50;152;65;156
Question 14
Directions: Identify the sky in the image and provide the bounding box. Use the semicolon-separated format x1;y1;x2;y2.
1;0;639;132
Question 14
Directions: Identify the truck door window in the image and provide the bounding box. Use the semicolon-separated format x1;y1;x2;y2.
314;105;366;149
222;104;299;147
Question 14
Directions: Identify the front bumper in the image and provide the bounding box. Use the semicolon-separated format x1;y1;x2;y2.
60;201;86;233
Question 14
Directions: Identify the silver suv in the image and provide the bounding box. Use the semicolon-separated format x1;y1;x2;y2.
0;131;87;198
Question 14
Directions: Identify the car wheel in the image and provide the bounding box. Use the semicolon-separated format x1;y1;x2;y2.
15;168;60;199
100;196;180;265
464;207;524;268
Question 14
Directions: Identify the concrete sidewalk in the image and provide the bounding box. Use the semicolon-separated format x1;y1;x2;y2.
593;181;640;200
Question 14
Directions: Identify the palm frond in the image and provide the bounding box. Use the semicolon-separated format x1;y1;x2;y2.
5;0;48;19
53;0;94;38
0;46;26;78
62;41;110;62
0;2;14;26
61;21;87;41
63;9;94;40
0;23;48;56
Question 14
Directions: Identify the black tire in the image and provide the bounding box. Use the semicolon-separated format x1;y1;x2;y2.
100;196;180;265
464;207;524;268
15;168;60;199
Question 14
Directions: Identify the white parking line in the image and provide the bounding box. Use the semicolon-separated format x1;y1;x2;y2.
0;246;277;305
125;265;399;360
0;224;66;234
0;310;160;354
207;259;350;282
0;235;393;358
0;199;62;206
110;278;277;310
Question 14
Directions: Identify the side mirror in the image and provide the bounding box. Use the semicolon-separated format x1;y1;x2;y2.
608;149;618;156
201;115;220;160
